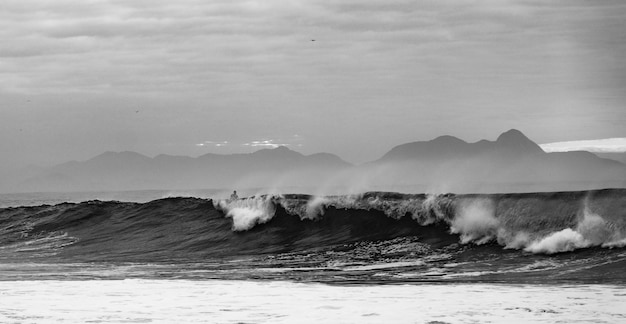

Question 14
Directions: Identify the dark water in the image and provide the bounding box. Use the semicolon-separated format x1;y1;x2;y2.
1;189;625;284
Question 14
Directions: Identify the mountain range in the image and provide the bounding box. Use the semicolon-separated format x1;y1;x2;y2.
3;129;625;194
10;146;351;193
377;129;545;162
366;129;625;193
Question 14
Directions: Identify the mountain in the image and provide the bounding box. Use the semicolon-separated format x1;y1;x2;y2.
4;130;626;194
369;129;626;193
594;152;626;164
378;129;544;162
11;147;351;193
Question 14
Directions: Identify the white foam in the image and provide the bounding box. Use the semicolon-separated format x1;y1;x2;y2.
524;207;625;254
451;198;499;244
1;280;624;324
602;238;626;248
215;197;276;231
524;228;590;254
304;196;328;219
500;229;532;249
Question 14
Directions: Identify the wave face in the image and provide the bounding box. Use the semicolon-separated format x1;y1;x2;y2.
1;189;625;283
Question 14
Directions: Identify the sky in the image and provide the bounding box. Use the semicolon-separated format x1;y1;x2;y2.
540;138;626;153
1;0;626;168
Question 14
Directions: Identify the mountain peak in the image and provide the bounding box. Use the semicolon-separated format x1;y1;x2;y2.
253;145;295;153
431;135;467;144
497;129;528;142
251;145;303;158
273;146;291;152
377;129;546;162
495;129;544;154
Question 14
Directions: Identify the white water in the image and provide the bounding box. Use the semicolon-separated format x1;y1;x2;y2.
0;280;624;323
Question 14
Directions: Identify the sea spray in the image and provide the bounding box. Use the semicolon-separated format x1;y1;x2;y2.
451;198;499;244
524;206;625;254
214;196;276;231
525;228;589;254
304;196;328;219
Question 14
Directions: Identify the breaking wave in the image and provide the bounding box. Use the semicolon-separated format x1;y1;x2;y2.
215;189;626;255
1;189;625;264
216;197;276;231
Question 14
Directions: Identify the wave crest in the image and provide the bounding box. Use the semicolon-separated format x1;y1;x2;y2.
524;208;626;254
215;196;276;231
1;189;624;261
262;190;626;255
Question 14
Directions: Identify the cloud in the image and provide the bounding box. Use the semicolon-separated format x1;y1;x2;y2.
0;0;544;95
196;141;229;147
243;140;289;148
196;135;302;150
540;138;626;153
2;0;625;166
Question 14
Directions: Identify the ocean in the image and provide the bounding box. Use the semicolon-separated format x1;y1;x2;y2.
1;189;625;323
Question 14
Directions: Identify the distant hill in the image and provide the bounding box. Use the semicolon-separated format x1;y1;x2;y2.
367;129;626;193
4;130;626;194
594;152;626;165
12;147;352;193
378;129;544;162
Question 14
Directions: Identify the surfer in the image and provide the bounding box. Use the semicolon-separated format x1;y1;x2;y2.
230;190;239;201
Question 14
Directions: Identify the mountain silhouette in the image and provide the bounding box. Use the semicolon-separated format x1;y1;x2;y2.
594;152;626;164
5;130;626;194
14;147;351;192
369;129;625;193
378;129;544;162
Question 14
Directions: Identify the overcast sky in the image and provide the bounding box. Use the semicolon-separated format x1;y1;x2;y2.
1;0;625;167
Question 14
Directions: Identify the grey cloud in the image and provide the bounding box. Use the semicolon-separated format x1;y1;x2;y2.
1;0;625;167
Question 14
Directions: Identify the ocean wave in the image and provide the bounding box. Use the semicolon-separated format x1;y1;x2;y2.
214;189;626;255
0;189;625;262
